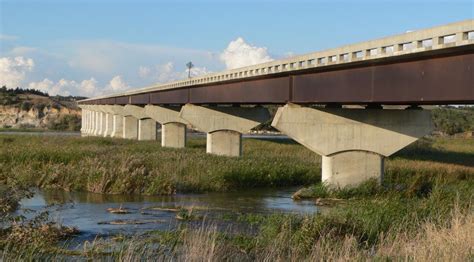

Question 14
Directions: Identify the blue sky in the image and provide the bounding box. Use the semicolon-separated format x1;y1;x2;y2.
1;0;473;96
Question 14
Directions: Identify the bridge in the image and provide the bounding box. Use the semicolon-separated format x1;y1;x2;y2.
78;20;474;188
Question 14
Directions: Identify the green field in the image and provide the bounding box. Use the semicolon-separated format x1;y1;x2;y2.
0;135;473;260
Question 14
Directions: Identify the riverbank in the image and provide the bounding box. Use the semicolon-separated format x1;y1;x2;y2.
0;134;473;260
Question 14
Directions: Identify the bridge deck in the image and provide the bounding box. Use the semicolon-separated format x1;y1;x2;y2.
80;20;474;106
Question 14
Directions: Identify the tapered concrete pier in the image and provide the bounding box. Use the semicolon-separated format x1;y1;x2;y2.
179;104;270;157
145;105;188;148
272;104;433;187
124;105;157;141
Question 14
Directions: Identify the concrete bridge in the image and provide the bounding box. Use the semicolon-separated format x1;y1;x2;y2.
78;20;474;188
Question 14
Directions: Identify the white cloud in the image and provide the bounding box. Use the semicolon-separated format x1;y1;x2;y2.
220;37;273;69
9;46;37;56
106;75;129;92
27;77;98;96
138;66;151;78
0;56;35;88
27;78;56;94
139;62;210;84
67;40;218;77
0;34;18;41
80;78;98;96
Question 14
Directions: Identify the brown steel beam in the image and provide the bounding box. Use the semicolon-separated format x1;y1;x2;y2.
79;47;474;106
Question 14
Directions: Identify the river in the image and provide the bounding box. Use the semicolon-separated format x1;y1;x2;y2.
19;188;318;246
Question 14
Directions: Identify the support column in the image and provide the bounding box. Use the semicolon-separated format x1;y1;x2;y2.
124;105;157;141
161;122;186;148
123;115;138;139
94;111;103;136
271;104;433;188
145;105;188;148
138;119;157;141
322;152;384;186
83;109;89;135
78;106;87;136
100;105;125;139
100;111;107;137
179;104;270;157
206;130;242;156
88;110;93;135
111;114;124;138
89;110;95;135
79;107;85;135
102;113;113;137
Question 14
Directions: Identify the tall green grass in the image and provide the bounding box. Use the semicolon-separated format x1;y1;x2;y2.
0;135;472;260
0;135;320;194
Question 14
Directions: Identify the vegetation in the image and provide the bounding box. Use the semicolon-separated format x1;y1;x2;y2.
0;86;87;105
0;136;321;194
47;115;82;131
432;106;474;135
0;135;472;260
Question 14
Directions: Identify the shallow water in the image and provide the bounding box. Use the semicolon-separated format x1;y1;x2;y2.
19;188;317;244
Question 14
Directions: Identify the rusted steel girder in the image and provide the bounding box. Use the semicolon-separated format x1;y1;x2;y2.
80;48;474;106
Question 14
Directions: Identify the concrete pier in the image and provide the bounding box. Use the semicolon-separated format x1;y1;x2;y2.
206;130;242;156
123;115;138;139
94;111;103;136
89;109;95;135
138;118;157;141
322;151;384;186
144;105;188;148
101;107;113;137
179;104;270;157
124;105;157;141
78;106;88;136
272;104;433;187
105;105;125;138
111;114;123;138
161;122;186;148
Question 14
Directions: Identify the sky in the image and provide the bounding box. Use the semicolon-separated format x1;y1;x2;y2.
0;0;473;97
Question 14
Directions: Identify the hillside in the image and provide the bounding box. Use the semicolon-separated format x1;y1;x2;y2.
0;87;86;131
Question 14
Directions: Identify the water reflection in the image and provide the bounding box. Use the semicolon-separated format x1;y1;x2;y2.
19;188;317;243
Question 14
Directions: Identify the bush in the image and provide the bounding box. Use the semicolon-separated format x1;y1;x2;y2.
47;115;81;131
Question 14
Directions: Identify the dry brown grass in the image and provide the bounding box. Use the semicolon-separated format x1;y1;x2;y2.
166;205;474;262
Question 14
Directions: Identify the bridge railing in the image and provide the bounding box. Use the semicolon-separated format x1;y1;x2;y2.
81;20;473;102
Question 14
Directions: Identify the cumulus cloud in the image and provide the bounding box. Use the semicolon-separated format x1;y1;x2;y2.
139;62;210;84
105;75;129;92
67;40;217;77
0;56;35;88
27;77;98;96
138;66;151;78
220;37;273;69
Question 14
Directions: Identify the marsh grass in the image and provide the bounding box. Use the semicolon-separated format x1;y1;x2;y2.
1;200;471;261
0;135;320;194
0;135;473;261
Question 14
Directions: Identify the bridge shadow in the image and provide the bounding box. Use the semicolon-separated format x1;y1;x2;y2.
392;145;474;168
250;137;298;145
251;137;474;168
